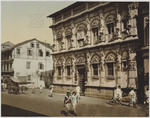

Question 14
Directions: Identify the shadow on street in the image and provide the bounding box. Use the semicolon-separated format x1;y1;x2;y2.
2;104;47;116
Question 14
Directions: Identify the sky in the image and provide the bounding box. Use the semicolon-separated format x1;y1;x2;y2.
1;1;75;45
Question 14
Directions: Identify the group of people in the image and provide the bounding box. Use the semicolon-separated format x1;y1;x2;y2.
31;83;54;95
112;85;137;107
64;85;80;116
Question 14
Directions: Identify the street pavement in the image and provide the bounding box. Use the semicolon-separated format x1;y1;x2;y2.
1;88;149;117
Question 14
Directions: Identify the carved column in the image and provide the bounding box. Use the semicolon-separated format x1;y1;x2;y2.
72;55;76;84
100;50;105;86
62;58;65;84
71;22;76;48
116;53;121;86
86;16;91;45
5;63;7;72
128;46;137;89
86;51;91;85
62;27;65;50
52;56;57;84
99;11;105;42
128;2;139;36
116;9;122;39
52;28;57;52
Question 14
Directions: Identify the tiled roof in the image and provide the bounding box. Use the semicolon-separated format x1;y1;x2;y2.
1;38;53;52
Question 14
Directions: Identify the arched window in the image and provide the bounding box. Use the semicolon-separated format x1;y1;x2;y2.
65;58;72;76
121;51;129;71
76;23;87;47
105;14;116;42
65;28;72;50
91;19;99;44
56;30;63;51
105;52;117;78
57;59;63;76
91;54;100;76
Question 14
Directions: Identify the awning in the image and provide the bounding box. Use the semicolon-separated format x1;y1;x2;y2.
10;76;28;84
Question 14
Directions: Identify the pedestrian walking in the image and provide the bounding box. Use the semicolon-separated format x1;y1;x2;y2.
40;85;43;93
71;91;78;116
75;85;80;100
64;90;72;115
49;84;54;97
128;88;136;108
32;82;35;94
112;85;122;104
144;88;149;105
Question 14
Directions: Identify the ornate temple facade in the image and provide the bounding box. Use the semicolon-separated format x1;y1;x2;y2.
48;2;146;98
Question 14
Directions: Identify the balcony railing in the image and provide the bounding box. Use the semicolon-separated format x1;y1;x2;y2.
1;68;14;72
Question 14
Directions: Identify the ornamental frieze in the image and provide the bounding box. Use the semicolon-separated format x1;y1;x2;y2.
64;21;71;27
55;24;63;30
75;56;86;65
104;4;115;13
74;15;86;24
89;10;99;18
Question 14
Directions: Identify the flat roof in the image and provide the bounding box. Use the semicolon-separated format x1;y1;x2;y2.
47;2;83;18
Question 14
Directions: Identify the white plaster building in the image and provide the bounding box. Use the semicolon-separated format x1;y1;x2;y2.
47;2;145;98
1;38;53;88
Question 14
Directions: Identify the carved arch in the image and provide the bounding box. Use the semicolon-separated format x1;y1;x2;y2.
91;18;100;28
75;56;85;65
56;30;62;39
56;58;63;66
105;14;116;24
65;57;72;66
91;54;101;64
65;27;72;36
105;51;117;62
76;23;87;32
